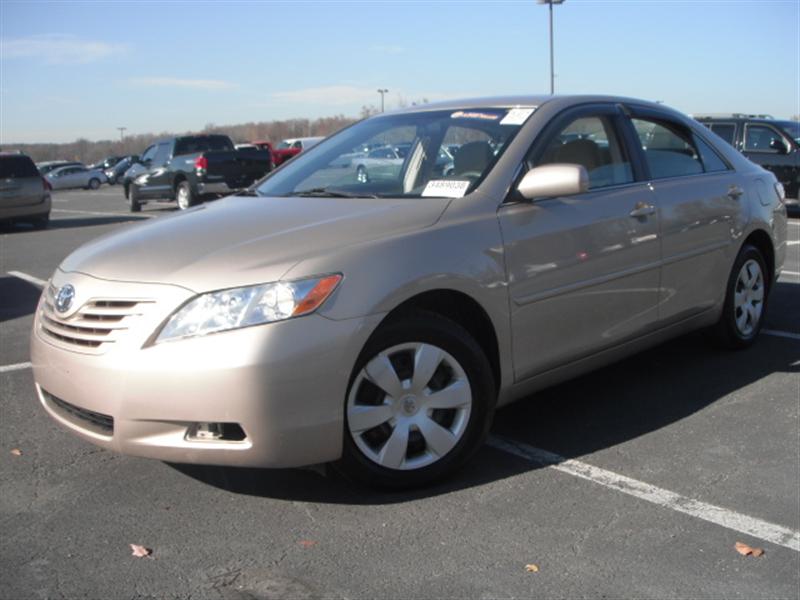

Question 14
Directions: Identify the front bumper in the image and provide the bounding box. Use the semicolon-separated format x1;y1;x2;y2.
31;271;382;468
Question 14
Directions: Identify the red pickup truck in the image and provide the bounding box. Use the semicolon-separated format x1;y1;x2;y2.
269;136;325;166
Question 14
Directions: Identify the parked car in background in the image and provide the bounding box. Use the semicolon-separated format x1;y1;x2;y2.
104;155;139;185
272;136;324;166
36;161;84;175
0;152;51;228
126;134;272;212
695;114;800;204
236;143;274;170
31;95;787;489
46;165;107;190
89;156;124;171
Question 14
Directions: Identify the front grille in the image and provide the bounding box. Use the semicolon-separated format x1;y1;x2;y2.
43;390;114;435
39;284;153;353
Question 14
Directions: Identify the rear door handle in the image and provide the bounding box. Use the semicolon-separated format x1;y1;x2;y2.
727;185;744;200
629;202;656;218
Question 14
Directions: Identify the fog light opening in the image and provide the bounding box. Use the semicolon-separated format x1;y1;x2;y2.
187;422;246;442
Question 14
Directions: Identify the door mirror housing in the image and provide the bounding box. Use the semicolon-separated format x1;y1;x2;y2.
517;164;589;201
769;138;789;154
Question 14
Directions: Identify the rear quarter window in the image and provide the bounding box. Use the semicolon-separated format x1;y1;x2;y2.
0;156;39;178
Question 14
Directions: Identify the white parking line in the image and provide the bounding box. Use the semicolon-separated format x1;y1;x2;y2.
488;436;800;552
7;271;46;288
763;329;800;341
787;241;799;246
0;362;32;374
53;209;153;218
779;271;800;277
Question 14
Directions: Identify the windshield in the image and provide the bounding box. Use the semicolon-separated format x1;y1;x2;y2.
256;107;534;199
276;141;292;149
776;120;800;143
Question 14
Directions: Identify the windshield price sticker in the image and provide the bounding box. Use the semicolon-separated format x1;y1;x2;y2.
500;107;536;126
422;180;472;198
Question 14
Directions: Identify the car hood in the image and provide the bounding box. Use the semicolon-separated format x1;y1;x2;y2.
59;195;450;292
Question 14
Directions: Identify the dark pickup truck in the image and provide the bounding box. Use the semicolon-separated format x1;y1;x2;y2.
125;134;272;212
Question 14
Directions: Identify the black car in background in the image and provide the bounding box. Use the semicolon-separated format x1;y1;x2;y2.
105;155;138;185
695;114;800;203
0;153;51;228
89;156;124;171
125;134;272;212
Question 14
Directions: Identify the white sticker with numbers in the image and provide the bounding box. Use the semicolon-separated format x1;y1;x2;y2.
500;107;536;125
422;179;471;198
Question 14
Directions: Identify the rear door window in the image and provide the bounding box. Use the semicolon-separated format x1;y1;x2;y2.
631;119;704;179
0;156;39;179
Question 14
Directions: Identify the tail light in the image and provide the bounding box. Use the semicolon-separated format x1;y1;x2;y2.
194;156;208;171
42;177;52;191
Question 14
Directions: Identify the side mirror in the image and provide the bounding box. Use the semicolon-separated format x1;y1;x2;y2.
517;164;589;201
769;138;789;154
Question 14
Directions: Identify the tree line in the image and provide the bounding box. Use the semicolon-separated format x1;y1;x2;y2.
1;115;360;165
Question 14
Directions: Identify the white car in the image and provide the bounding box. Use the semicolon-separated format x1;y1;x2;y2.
46;165;107;190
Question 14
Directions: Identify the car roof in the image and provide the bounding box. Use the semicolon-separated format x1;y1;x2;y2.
385;94;668;115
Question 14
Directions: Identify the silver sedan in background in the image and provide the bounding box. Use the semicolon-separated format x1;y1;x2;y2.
31;95;788;489
45;165;107;190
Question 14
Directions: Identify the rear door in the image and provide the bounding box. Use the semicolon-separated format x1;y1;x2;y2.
0;156;43;208
625;106;742;325
498;103;661;381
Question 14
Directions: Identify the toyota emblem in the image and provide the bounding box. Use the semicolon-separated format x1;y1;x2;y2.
55;284;75;313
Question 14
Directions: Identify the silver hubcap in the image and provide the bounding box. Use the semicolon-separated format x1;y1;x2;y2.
734;259;764;337
356;167;368;183
347;342;472;470
177;187;189;209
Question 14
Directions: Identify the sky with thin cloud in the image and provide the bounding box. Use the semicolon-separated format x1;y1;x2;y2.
1;0;798;143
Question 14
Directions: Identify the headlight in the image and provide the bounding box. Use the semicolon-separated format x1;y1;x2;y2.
155;274;342;343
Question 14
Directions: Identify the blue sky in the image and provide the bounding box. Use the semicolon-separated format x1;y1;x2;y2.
1;0;798;143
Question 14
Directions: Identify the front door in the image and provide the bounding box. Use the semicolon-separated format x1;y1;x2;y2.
498;105;661;381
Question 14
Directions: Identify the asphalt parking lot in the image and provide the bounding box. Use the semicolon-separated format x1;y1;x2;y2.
1;188;798;599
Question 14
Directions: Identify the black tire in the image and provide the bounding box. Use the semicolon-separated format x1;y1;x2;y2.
713;244;769;349
129;185;142;213
88;178;101;190
175;180;195;210
335;312;496;489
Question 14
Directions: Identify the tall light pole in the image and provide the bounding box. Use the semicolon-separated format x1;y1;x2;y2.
537;0;565;95
377;89;389;113
117;127;127;141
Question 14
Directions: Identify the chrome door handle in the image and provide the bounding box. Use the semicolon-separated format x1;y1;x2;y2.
727;185;744;200
629;202;656;218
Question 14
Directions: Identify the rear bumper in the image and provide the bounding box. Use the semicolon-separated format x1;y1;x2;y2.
0;194;51;221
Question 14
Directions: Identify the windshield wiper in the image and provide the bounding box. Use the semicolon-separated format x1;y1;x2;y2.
290;187;379;199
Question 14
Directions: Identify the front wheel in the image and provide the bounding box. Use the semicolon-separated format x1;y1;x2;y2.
355;165;369;184
713;244;769;349
129;185;141;213
336;312;496;489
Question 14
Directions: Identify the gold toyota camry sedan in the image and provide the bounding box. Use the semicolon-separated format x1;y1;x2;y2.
31;96;788;488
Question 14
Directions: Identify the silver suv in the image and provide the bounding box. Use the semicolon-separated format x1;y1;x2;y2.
0;153;51;229
31;96;788;488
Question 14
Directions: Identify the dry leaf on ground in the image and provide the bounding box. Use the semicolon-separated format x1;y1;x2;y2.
298;540;317;548
525;564;539;573
130;544;153;558
10;449;22;456
735;542;764;557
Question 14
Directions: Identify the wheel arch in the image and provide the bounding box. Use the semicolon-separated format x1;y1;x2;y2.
375;289;502;393
741;228;775;289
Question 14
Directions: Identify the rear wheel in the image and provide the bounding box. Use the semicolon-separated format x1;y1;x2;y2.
176;181;195;210
88;178;101;190
129;185;142;213
713;244;769;349
336;312;496;489
31;213;49;230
